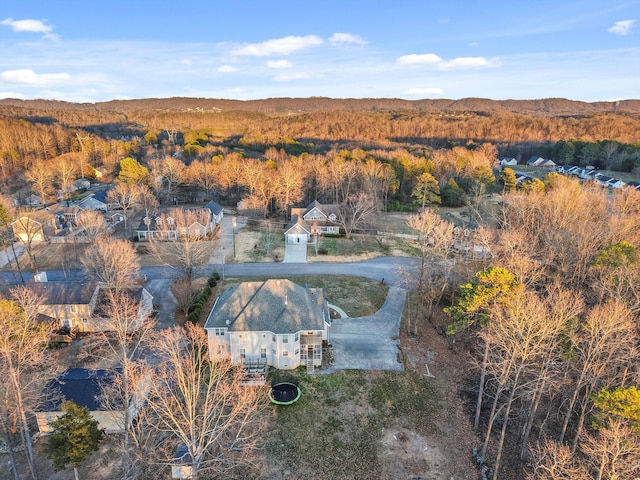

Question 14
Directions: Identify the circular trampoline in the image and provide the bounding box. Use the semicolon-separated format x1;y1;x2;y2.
269;382;301;405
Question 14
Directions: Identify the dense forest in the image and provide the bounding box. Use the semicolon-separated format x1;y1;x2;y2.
0;97;639;209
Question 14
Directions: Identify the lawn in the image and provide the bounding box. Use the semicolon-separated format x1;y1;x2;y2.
266;369;445;480
221;275;388;318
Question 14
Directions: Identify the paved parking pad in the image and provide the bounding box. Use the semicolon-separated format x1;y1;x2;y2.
283;243;308;263
329;287;405;371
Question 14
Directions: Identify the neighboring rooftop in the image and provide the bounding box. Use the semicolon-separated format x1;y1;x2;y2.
39;368;120;412
29;282;99;305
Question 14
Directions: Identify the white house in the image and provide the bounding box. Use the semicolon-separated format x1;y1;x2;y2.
204;279;330;370
500;157;518;167
286;200;340;244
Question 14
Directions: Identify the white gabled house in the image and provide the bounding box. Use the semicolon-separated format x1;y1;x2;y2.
500;157;518;167
204;279;330;370
285;200;340;244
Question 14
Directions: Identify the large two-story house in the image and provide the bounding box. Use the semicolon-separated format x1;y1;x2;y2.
285;201;340;244
204;279;330;370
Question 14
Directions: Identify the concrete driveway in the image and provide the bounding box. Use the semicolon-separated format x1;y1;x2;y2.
144;278;178;330
329;286;406;371
283;242;308;263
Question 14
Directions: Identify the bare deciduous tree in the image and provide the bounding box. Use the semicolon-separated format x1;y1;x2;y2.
0;288;59;480
80;237;140;291
145;324;268;479
337;192;378;239
75;209;108;242
106;182;138;234
153;208;217;282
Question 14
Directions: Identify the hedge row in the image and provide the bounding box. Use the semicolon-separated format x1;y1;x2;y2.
187;272;221;324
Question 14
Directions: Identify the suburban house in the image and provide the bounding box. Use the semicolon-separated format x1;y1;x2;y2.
285;200;340;244
204;279;330;370
204;200;224;224
77;191;109;212
499;157;518;167
527;156;556;168
136;206;219;241
284;216;312;244
36;368;148;434
29;281;153;332
10;210;57;242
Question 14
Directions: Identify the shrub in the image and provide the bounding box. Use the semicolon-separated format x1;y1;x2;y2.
318;248;329;255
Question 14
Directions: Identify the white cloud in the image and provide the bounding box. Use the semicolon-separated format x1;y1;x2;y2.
403;87;444;96
608;19;636;35
217;65;238;73
180;59;193;65
329;33;367;46
397;53;497;70
1;18;58;39
469;42;478;47
397;53;443;65
440;57;496;70
274;72;311;82
232;35;323;56
1;69;70;86
267;60;293;69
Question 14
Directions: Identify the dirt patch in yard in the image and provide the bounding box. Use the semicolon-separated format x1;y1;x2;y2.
380;428;449;480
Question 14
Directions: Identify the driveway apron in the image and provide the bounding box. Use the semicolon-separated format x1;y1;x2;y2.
283;243;308;263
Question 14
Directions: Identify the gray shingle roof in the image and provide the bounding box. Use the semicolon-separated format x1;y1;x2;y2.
29;282;99;305
204;200;223;216
205;279;326;333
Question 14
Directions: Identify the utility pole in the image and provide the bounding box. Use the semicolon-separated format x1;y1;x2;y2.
221;246;225;280
232;216;236;259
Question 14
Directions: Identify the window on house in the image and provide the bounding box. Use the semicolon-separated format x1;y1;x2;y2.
272;334;276;342
272;348;276;355
238;334;243;339
282;336;289;344
82;318;88;324
295;349;299;356
282;351;289;356
240;348;246;359
261;348;267;358
70;305;77;313
214;328;225;336
294;333;299;342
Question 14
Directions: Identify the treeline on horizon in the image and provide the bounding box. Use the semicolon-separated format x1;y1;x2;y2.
0;98;639;208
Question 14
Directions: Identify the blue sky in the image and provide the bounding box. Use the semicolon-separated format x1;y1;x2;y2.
1;0;638;102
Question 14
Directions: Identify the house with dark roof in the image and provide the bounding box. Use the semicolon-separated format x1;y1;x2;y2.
204;200;224;224
204;279;330;370
36;368;148;434
29;282;153;332
285;200;340;244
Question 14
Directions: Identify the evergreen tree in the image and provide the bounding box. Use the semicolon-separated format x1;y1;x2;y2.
411;172;441;208
499;168;517;192
441;178;467;207
117;157;149;184
43;400;104;480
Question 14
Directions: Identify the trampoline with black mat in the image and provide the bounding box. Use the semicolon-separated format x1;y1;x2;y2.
268;373;301;405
